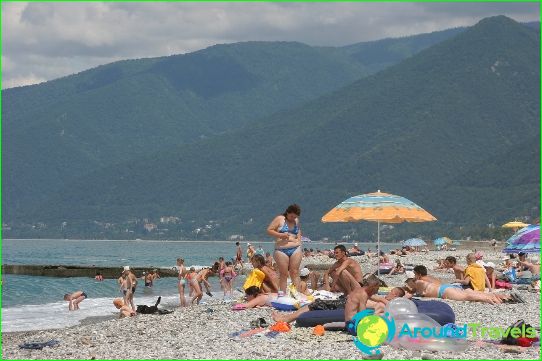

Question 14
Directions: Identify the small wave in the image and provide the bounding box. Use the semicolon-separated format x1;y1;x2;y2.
1;294;181;332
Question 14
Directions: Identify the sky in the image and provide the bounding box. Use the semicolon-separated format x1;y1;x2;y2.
2;1;539;89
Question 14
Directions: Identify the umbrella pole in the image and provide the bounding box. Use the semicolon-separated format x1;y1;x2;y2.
377;221;380;276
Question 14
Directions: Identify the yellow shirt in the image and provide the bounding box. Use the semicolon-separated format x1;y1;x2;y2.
464;263;486;291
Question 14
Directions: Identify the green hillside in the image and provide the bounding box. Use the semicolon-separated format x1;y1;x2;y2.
15;16;539;240
3;25;476;223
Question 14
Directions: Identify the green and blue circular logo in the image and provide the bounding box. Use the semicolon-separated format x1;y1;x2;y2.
350;309;396;355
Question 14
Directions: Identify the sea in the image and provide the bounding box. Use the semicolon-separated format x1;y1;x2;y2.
1;239;396;332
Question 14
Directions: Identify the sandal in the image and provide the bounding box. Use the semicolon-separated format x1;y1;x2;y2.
250;317;268;328
511;292;526;303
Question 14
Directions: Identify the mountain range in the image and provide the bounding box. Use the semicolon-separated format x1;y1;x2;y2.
3;16;539;240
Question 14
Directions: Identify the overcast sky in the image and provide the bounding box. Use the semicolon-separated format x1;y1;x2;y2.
2;1;539;89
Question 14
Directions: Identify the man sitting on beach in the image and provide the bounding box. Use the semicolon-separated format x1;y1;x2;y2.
64;290;87;311
272;276;398;324
405;271;508;304
517;252;541;279
326;245;364;294
454;253;490;291
443;256;465;279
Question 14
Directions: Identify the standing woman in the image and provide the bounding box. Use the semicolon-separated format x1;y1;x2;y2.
267;204;302;295
176;258;187;307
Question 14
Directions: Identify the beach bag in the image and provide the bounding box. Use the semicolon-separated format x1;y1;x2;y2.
503;268;517;282
308;296;346;311
136;296;163;314
495;280;513;289
501;320;534;345
243;269;265;290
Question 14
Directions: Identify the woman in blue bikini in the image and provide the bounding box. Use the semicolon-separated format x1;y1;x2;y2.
267;204;302;295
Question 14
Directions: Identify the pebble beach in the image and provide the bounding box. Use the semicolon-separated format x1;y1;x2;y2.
2;249;540;360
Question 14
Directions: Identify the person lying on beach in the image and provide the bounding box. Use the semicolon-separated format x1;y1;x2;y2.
454;253;491;291
326;245;364;295
234;286;277;309
251;254;279;293
405;274;509;304
64;290;87;311
443;256;465;279
271;276;396;324
113;298;136;318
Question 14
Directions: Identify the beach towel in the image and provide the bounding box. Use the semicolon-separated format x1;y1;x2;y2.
464;263;486;291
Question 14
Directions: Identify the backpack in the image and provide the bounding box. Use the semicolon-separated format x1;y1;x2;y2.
136;296;161;314
501;320;534;345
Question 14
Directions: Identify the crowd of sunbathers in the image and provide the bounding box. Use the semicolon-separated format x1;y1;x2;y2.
63;243;540;326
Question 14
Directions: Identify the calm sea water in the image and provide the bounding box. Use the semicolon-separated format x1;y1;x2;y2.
2;239;395;332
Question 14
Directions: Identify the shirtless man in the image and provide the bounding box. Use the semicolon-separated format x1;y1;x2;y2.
197;266;216;298
327;245;364;294
413;265;441;285
405;273;508;305
444;256;465;279
64;290;87;311
234;242;243;269
272;275;388;324
517;252;541;278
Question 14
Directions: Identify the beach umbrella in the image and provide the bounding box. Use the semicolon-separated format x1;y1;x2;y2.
403;238;427;247
503;225;540;254
433;237;452;246
502;221;529;230
321;190;436;274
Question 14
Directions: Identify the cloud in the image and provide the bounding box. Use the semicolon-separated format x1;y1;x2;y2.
2;1;539;89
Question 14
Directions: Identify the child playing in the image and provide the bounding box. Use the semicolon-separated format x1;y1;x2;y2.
64;290;87;311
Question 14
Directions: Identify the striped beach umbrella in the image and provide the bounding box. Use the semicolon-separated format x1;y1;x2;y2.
433;237;452;246
503;225;540;254
321;190;436;274
502;221;529;230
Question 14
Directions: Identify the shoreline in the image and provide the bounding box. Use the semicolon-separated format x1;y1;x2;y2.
2;250;540;360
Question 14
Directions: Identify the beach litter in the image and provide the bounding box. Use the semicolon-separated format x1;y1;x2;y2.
19;340;60;350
